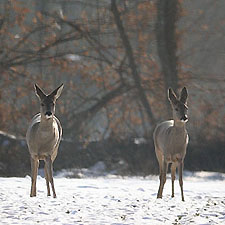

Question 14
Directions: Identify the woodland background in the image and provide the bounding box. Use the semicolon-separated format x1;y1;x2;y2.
0;0;224;176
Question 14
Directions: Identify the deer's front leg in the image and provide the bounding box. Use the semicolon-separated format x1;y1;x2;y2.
45;156;56;198
178;161;184;201
30;156;39;197
44;164;51;196
171;163;176;198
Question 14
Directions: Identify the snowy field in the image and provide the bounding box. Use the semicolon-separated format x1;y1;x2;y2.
0;172;225;225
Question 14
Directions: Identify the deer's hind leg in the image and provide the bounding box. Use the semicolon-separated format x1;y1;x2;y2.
155;148;164;198
157;158;168;199
30;156;39;197
155;148;163;180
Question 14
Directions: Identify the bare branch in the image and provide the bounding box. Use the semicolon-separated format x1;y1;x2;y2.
111;0;155;125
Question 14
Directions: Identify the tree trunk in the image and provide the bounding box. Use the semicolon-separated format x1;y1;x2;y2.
111;0;155;125
155;0;180;113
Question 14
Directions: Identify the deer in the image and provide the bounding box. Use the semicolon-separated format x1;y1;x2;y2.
26;83;63;198
153;87;188;201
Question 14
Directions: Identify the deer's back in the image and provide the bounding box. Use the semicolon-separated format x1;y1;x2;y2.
153;120;188;162
26;113;62;160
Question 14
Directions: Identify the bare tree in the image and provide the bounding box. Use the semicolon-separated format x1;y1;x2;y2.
155;0;180;114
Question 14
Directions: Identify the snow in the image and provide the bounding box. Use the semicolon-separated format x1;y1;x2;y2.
0;172;225;224
65;54;81;61
0;130;17;140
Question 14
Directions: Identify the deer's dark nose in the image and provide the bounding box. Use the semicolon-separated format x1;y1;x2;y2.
181;115;188;121
45;111;52;116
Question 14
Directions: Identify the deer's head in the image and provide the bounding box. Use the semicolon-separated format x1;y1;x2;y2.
168;87;188;123
34;84;64;119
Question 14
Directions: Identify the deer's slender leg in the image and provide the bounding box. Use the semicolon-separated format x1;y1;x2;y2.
157;164;163;198
157;160;168;199
30;157;39;197
46;156;56;198
44;164;51;196
178;161;184;201
155;149;163;181
157;160;162;198
171;163;176;198
158;160;162;182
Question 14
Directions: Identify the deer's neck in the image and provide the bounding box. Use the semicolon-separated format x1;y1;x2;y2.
172;119;187;137
40;115;54;131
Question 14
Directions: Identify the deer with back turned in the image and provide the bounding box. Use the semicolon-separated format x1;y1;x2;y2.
153;87;189;201
26;84;63;198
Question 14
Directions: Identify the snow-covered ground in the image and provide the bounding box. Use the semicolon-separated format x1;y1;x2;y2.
0;172;225;225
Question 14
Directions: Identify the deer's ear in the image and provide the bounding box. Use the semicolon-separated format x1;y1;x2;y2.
50;83;64;100
180;87;188;104
34;84;46;100
168;88;178;105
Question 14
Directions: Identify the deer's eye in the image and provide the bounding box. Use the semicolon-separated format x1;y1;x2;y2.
175;108;178;111
41;103;44;107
